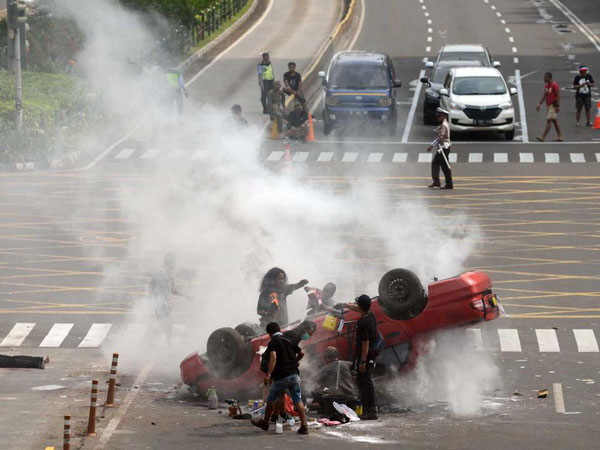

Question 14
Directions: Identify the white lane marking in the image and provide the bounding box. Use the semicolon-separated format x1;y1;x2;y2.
0;323;36;347
513;57;519;64
342;152;358;162
367;152;383;163
553;383;566;414
491;5;496;10
484;0;489;3
114;148;136;159
418;153;432;163
498;329;522;352
421;5;427;10
392;153;408;163
39;323;74;348
427;19;432;24
427;36;432;42
573;329;599;352
467;328;484;351
512;46;518;53
536;329;560;352
545;153;559;163
549;0;600;53
191;149;208;160
515;70;529;143
505;27;511;33
449;153;457;163
293;152;309;162
140;148;161;159
402;69;426;143
317;152;334;162
78;324;112;348
596;153;600;162
468;153;483;163
426;46;431;52
509;36;515;42
496;11;502;17
501;19;507;24
570;153;585;163
266;151;284;162
186;0;275;86
520;153;534;162
428;28;433;33
424;12;429;17
494;153;508;162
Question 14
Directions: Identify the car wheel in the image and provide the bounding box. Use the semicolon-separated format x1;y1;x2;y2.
504;129;515;141
234;322;263;340
378;268;427;320
206;327;246;373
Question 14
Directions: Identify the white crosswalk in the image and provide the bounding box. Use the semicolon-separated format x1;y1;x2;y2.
1;323;599;353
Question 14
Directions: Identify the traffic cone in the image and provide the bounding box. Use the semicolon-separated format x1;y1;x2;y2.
270;116;280;139
593;101;600;129
306;113;315;142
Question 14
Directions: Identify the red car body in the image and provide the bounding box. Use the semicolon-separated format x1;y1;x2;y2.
180;271;500;396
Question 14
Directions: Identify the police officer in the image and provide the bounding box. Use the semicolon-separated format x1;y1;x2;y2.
427;107;453;190
258;51;275;114
165;67;188;115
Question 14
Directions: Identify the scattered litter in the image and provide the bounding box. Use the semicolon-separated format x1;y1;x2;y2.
31;385;65;391
151;421;156;425
581;379;595;385
537;389;548;398
512;392;523;396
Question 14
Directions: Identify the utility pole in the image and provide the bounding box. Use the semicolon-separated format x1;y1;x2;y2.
6;0;28;129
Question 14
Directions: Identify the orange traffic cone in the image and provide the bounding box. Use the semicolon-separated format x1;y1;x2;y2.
306;113;315;142
593;101;600;129
270;116;280;139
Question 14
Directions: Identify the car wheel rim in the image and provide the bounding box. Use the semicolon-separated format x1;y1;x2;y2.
387;278;409;303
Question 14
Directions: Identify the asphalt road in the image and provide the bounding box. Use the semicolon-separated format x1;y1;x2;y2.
1;0;600;449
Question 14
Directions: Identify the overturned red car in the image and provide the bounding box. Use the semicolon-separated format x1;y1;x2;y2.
180;268;501;396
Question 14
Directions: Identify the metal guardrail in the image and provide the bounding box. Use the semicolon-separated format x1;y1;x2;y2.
189;0;249;48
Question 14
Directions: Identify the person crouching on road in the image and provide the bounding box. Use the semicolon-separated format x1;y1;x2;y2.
313;346;358;407
536;72;563;142
267;81;286;135
427;107;453;190
252;322;309;435
257;267;309;327
338;295;379;420
285;102;309;142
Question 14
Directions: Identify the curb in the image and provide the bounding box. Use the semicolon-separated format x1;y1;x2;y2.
178;0;259;75
0;149;86;173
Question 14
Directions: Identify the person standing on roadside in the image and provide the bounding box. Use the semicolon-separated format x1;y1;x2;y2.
536;72;563;142
258;51;275;114
165;67;188;115
283;62;306;106
252;322;309;435
573;66;595;127
427;107;453;190
338;294;379;420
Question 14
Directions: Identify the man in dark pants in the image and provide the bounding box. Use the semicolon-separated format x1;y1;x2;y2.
427;107;453;190
257;51;275;114
339;294;379;420
573;66;595;127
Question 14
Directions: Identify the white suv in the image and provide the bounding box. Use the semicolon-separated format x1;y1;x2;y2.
426;44;501;69
439;67;517;140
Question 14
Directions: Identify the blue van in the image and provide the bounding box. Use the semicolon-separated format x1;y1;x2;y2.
318;51;402;135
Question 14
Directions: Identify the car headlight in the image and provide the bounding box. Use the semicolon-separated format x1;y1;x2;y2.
425;89;440;99
326;96;340;106
378;97;393;106
499;102;513;110
450;100;466;110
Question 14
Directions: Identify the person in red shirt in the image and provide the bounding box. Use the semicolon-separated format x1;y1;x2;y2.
536;72;563;142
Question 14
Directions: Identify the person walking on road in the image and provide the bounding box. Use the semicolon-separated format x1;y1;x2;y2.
338;294;379;420
267;81;286;135
283;62;306;106
536;72;563;142
573;66;595;127
258;51;275;114
165;67;188;115
427;107;453;190
257;267;309;327
252;322;310;435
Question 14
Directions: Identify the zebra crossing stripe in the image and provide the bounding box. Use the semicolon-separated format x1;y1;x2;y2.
468;153;483;163
596;153;600;162
535;329;560;352
545;153;559;163
520;153;534;163
140;148;161;159
448;153;457;163
78;324;112;348
494;153;508;163
498;329;522;352
114;148;136;159
418;153;432;163
367;153;383;163
293;152;309;162
467;328;483;351
570;153;585;163
0;323;35;347
342;152;358;162
317;152;334;162
392;153;408;163
573;329;599;352
266;151;284;162
39;323;74;348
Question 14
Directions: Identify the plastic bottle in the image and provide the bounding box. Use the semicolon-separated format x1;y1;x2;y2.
355;400;363;416
275;418;283;434
207;386;218;410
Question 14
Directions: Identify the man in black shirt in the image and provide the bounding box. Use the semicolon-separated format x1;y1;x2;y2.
573;66;595;127
252;322;309;435
283;62;306;105
339;294;378;420
285;103;309;141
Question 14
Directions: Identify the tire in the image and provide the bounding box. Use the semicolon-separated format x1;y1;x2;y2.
504;129;515;141
234;322;263;340
378;268;427;320
206;327;246;373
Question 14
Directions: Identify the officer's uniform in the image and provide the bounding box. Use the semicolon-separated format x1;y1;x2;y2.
258;57;275;114
430;116;453;188
166;68;186;115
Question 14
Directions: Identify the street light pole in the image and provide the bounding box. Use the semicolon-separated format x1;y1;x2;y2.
7;0;24;129
14;24;22;129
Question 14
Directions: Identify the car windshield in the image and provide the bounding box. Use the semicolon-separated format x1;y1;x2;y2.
439;51;488;65
452;76;506;95
329;64;389;89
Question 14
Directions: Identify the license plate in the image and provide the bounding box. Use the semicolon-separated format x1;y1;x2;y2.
474;119;493;126
350;110;367;116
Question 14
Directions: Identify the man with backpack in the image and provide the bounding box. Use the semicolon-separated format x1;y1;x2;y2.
252;322;309;435
339;294;382;420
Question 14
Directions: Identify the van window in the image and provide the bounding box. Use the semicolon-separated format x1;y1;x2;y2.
452;76;507;95
330;63;389;89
